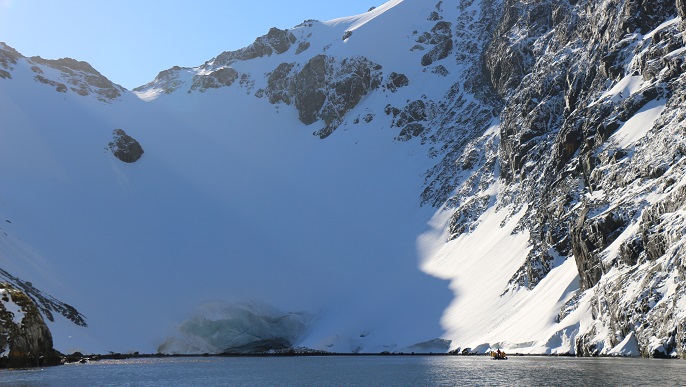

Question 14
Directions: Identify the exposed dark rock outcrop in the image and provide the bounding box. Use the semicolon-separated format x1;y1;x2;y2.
34;75;68;93
295;41;311;55
262;55;383;138
191;67;239;92
389;100;429;142
419;21;454;66
0;283;62;368
209;27;297;65
108;129;144;163
386;72;410;92
0;42;21;75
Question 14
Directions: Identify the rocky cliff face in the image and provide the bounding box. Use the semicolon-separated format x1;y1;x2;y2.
261;54;383;138
0;283;63;368
0;223;86;366
449;0;686;357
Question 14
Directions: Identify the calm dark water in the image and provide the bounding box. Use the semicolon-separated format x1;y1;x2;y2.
2;356;686;386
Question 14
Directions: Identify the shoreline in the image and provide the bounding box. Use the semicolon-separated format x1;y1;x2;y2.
4;350;681;370
63;349;685;365
64;351;453;363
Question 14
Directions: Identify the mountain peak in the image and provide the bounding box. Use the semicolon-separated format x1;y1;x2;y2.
0;42;125;101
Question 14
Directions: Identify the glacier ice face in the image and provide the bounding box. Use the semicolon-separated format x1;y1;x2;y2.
158;302;312;354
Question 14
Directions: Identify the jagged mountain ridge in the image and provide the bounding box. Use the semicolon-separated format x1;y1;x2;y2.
0;42;125;101
1;0;686;357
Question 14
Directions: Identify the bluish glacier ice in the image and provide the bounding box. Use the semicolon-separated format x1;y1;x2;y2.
158;302;313;354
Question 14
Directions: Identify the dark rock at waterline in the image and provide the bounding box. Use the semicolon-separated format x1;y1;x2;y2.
0;283;63;368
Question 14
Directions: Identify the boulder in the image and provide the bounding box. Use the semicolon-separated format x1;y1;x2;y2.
396;123;426;142
108;129;144;163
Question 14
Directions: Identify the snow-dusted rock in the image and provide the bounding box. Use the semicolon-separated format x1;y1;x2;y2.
108;129;144;163
0;283;62;368
0;42;124;100
437;0;686;358
262;54;383;138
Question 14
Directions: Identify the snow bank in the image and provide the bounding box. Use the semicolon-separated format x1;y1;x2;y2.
599;75;644;104
607;331;640;357
609;100;666;150
420;188;582;354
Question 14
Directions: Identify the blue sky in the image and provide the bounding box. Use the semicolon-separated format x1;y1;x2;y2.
0;0;374;89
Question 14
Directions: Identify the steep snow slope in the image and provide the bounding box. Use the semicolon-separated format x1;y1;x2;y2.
0;0;467;353
2;65;453;353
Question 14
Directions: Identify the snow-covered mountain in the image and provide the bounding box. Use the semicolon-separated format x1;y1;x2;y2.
1;0;685;358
